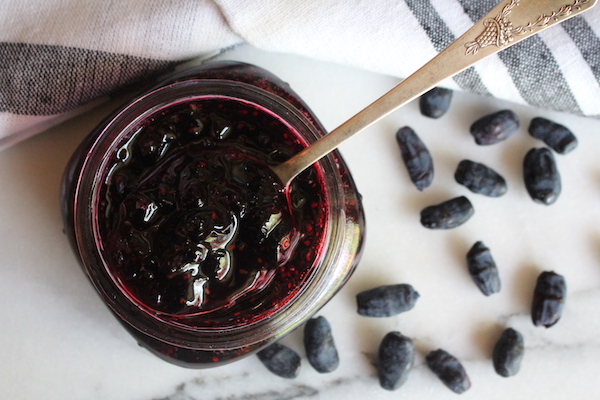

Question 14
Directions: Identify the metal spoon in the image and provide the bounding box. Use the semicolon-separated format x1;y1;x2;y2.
272;0;597;186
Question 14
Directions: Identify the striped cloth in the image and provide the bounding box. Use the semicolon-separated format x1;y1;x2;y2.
1;0;599;150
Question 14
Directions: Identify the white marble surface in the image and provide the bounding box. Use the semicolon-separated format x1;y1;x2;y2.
1;45;600;399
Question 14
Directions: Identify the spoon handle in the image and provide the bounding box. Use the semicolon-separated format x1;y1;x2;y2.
273;0;597;185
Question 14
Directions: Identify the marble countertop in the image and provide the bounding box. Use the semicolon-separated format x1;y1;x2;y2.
1;45;600;400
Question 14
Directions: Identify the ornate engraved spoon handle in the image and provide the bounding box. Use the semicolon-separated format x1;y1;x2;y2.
273;0;597;186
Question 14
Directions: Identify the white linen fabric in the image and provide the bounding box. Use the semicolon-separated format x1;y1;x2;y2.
1;0;599;150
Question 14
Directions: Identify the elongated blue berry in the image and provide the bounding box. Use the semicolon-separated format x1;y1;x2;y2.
396;126;434;190
466;241;501;296
531;271;566;328
420;196;474;229
356;284;419;317
470;109;519;145
523;147;561;205
257;343;301;379
493;328;524;377
529;117;577;154
378;332;416;390
304;316;339;373
426;349;471;394
455;160;507;197
420;87;453;118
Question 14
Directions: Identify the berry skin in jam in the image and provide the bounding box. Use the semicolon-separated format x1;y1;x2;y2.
99;98;328;327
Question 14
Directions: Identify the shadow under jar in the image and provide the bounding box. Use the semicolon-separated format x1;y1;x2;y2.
60;61;365;368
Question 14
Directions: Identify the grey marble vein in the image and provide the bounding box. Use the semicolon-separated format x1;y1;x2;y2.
154;382;319;400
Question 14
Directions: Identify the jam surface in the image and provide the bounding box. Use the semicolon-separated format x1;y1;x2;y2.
98;98;327;327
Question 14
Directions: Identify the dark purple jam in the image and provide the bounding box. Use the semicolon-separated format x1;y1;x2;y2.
97;97;328;327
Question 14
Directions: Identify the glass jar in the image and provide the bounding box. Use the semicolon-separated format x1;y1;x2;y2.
61;61;365;367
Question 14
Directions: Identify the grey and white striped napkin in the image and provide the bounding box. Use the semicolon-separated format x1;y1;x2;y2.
1;0;599;150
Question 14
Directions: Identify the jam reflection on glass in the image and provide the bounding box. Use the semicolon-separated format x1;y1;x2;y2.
97;97;328;328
